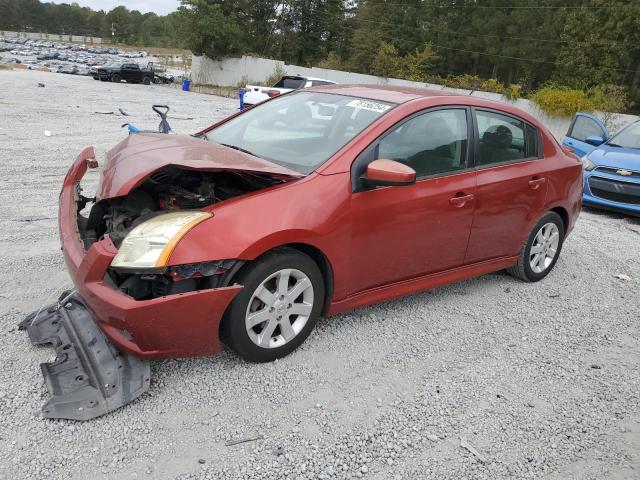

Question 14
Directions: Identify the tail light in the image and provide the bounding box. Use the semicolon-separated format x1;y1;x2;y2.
263;89;281;98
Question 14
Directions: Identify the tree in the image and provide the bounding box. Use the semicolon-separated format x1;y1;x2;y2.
371;41;402;78
403;44;438;82
178;0;245;59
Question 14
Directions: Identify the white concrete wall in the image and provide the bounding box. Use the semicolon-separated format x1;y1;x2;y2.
1;31;102;44
192;55;638;140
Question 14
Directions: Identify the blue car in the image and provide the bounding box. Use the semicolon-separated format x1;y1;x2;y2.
563;113;640;215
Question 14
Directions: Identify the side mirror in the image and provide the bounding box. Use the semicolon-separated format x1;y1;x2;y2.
585;135;605;146
361;159;416;188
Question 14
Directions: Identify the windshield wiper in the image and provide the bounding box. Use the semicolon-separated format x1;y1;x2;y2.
607;142;622;147
220;143;258;157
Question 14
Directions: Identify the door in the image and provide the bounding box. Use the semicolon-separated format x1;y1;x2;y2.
122;64;139;82
349;108;477;294
562;113;609;157
465;109;549;263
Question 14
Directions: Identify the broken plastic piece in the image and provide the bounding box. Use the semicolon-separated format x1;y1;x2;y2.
225;434;264;446
460;436;486;463
19;292;150;421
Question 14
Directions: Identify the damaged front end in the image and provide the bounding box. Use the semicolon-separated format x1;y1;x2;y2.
80;166;273;301
21;135;300;420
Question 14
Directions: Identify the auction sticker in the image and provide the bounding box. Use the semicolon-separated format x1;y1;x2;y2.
346;99;391;113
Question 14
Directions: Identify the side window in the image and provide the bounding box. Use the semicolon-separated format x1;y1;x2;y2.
311;80;333;87
525;124;540;158
476;110;527;166
569;116;605;142
377;109;468;177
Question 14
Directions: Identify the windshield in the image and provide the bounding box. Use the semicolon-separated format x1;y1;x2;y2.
206;92;395;174
272;76;306;89
608;122;640;149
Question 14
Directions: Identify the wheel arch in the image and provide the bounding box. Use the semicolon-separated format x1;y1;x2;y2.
229;242;335;314
549;206;569;231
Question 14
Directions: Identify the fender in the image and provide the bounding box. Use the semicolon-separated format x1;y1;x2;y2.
167;171;353;299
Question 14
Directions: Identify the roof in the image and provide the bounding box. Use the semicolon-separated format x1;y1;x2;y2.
286;75;335;83
309;83;457;104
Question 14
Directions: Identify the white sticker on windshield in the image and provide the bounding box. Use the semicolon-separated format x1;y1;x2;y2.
346;99;391;113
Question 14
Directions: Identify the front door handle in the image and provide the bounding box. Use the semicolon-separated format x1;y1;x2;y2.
528;177;547;189
449;193;474;207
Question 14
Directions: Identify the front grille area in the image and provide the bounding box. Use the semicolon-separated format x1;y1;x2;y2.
594;166;640;179
589;176;640;205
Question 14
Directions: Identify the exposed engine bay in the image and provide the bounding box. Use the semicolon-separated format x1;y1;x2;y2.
81;166;282;247
78;166;284;300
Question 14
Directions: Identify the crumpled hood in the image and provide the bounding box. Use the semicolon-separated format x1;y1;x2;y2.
588;145;640;171
97;133;302;200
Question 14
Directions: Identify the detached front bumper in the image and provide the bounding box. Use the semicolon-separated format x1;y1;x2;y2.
57;147;243;359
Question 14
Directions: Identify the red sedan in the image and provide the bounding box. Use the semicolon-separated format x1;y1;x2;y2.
51;85;582;365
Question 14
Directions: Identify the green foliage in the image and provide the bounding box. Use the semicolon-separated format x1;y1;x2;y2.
590;85;629;115
425;74;507;95
371;41;403;78
0;0;186;48
530;86;596;117
264;63;288;86
178;1;245;59
317;52;345;70
589;84;630;130
2;0;639;114
403;44;439;82
505;84;522;100
530;84;630;119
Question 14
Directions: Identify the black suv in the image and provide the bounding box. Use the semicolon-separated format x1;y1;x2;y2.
96;62;154;85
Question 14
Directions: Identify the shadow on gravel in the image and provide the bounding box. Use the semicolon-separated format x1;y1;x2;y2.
582;205;640;225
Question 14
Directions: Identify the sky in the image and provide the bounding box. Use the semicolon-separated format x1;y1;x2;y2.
49;0;181;15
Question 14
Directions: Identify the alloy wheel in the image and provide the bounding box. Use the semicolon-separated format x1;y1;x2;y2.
245;268;314;349
529;222;560;274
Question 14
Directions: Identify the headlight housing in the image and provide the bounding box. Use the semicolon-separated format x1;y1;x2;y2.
111;211;212;269
581;155;597;171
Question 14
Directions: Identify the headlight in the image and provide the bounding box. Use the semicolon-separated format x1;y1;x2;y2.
581;155;596;171
111;211;212;269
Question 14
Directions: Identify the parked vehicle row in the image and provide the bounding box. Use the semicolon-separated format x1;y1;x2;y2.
1;37;146;65
1;36;174;84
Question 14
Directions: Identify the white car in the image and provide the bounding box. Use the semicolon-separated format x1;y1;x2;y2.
243;75;336;107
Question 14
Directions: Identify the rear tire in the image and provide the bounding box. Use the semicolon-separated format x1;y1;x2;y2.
143;76;151;85
111;74;121;83
221;248;324;362
507;211;565;282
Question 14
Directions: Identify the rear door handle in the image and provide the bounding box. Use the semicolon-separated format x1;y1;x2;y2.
528;177;546;189
449;193;474;207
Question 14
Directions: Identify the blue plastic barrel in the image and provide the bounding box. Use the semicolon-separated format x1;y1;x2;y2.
182;79;191;91
238;88;245;110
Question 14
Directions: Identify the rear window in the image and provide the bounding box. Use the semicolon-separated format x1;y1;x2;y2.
272;76;306;89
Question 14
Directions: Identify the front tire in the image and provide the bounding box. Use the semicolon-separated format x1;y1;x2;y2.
221;248;325;362
111;74;121;83
507;211;565;282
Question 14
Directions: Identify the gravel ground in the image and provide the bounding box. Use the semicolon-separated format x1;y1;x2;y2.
0;69;639;480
